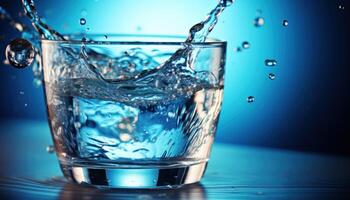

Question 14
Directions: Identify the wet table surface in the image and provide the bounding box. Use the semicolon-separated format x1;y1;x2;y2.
0;120;350;200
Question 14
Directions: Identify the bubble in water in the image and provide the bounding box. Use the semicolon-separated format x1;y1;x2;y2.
5;39;35;69
46;145;55;154
265;59;277;67
80;18;86;25
242;41;250;49
269;73;276;80
338;5;345;10
119;133;132;142
247;96;255;103
104;35;108;39
283;20;289;27
254;17;265;27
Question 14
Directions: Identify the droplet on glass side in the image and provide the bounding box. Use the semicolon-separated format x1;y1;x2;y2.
242;41;250;49
5;38;35;69
46;145;55;154
80;18;86;25
265;59;277;67
33;79;42;87
269;73;276;80
254;17;265;27
283;20;289;27
247;96;255;103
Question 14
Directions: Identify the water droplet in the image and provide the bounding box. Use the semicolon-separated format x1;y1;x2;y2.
46;145;55;154
283;20;289;27
80;18;86;25
104;35;108;39
247;96;255;103
222;0;234;7
265;59;277;67
33;79;42;87
269;73;276;80
242;41;250;49
234;47;242;52
254;17;265;27
5;39;35;69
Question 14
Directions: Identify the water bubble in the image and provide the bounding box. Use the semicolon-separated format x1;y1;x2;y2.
339;5;345;10
46;145;55;154
119;133;132;142
242;41;250;49
104;35;108;39
5;39;35;69
24;103;28;107
80;18;86;25
254;17;265;27
269;73;276;80
283;20;289;27
265;59;277;67
19;91;24;95
247;96;255;103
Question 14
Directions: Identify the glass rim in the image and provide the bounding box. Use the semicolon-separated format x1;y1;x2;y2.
41;34;227;47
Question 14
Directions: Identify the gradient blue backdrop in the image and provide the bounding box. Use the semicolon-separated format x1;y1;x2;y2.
0;0;349;155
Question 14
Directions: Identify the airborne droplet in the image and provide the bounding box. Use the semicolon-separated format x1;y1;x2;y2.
5;38;35;69
46;145;55;154
247;96;255;103
80;18;86;25
269;73;276;80
254;17;265;27
222;0;234;7
242;41;250;49
265;59;277;67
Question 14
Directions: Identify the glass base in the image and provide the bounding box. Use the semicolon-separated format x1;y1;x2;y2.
60;162;208;189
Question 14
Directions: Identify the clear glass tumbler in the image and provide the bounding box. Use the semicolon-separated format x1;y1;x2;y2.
41;35;226;188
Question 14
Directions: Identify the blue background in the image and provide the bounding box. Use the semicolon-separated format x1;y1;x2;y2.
0;0;349;155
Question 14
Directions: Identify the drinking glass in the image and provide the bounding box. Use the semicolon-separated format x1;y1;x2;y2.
41;35;226;188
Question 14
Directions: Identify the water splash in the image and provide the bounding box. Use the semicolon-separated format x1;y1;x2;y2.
22;0;64;40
